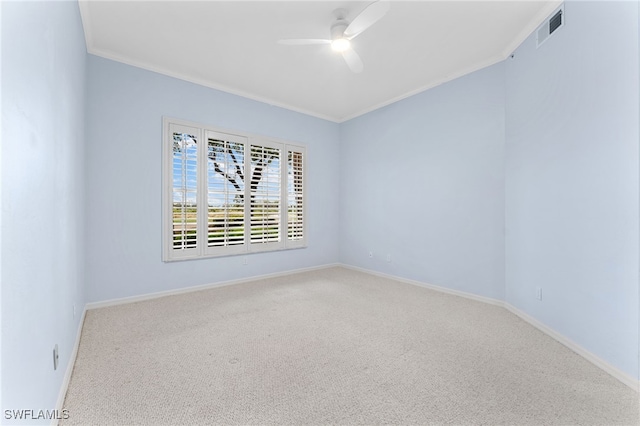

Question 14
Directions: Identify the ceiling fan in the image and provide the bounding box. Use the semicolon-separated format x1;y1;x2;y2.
278;1;390;73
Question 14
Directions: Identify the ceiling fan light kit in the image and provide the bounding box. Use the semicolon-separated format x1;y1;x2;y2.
331;38;351;53
278;0;390;73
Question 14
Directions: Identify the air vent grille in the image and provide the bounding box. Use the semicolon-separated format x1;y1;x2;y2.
536;4;564;48
549;9;563;34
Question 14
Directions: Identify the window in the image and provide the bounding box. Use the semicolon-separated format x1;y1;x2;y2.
163;118;306;261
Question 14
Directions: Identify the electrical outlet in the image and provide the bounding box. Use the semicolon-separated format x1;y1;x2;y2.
386;254;391;263
73;304;76;319
53;344;59;370
536;287;543;301
368;251;373;258
242;257;248;266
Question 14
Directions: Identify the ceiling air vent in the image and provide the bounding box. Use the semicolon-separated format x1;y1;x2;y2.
536;4;564;48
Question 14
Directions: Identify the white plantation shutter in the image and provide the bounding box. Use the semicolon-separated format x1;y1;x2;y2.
163;118;306;261
286;147;305;247
166;123;201;260
249;142;283;251
205;131;248;256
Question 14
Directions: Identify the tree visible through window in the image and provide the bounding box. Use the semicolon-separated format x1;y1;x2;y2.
207;138;246;248
163;118;306;261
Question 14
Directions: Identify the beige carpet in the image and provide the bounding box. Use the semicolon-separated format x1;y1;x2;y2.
62;267;639;425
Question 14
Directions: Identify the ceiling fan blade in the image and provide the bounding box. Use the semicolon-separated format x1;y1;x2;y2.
342;48;363;73
343;0;390;39
278;39;331;46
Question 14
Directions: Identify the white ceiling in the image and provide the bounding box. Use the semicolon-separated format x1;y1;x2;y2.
79;1;561;122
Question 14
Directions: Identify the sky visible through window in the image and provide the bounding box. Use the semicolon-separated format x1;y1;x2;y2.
173;133;294;208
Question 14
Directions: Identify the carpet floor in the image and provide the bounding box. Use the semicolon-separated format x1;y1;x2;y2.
62;267;639;425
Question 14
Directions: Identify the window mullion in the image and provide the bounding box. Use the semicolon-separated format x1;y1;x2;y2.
244;141;251;251
281;146;289;248
197;130;207;257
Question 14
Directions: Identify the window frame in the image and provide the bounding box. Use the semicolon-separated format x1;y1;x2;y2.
162;117;306;262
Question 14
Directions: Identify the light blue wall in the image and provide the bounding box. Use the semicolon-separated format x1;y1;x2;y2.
338;0;639;380
339;63;506;300
85;56;341;302
505;1;639;379
1;0;87;421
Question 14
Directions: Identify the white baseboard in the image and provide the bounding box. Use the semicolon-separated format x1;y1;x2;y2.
339;263;504;307
339;264;639;392
53;307;87;426
504;303;639;392
86;263;341;310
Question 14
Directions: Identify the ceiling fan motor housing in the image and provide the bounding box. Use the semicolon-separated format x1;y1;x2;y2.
331;20;349;40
